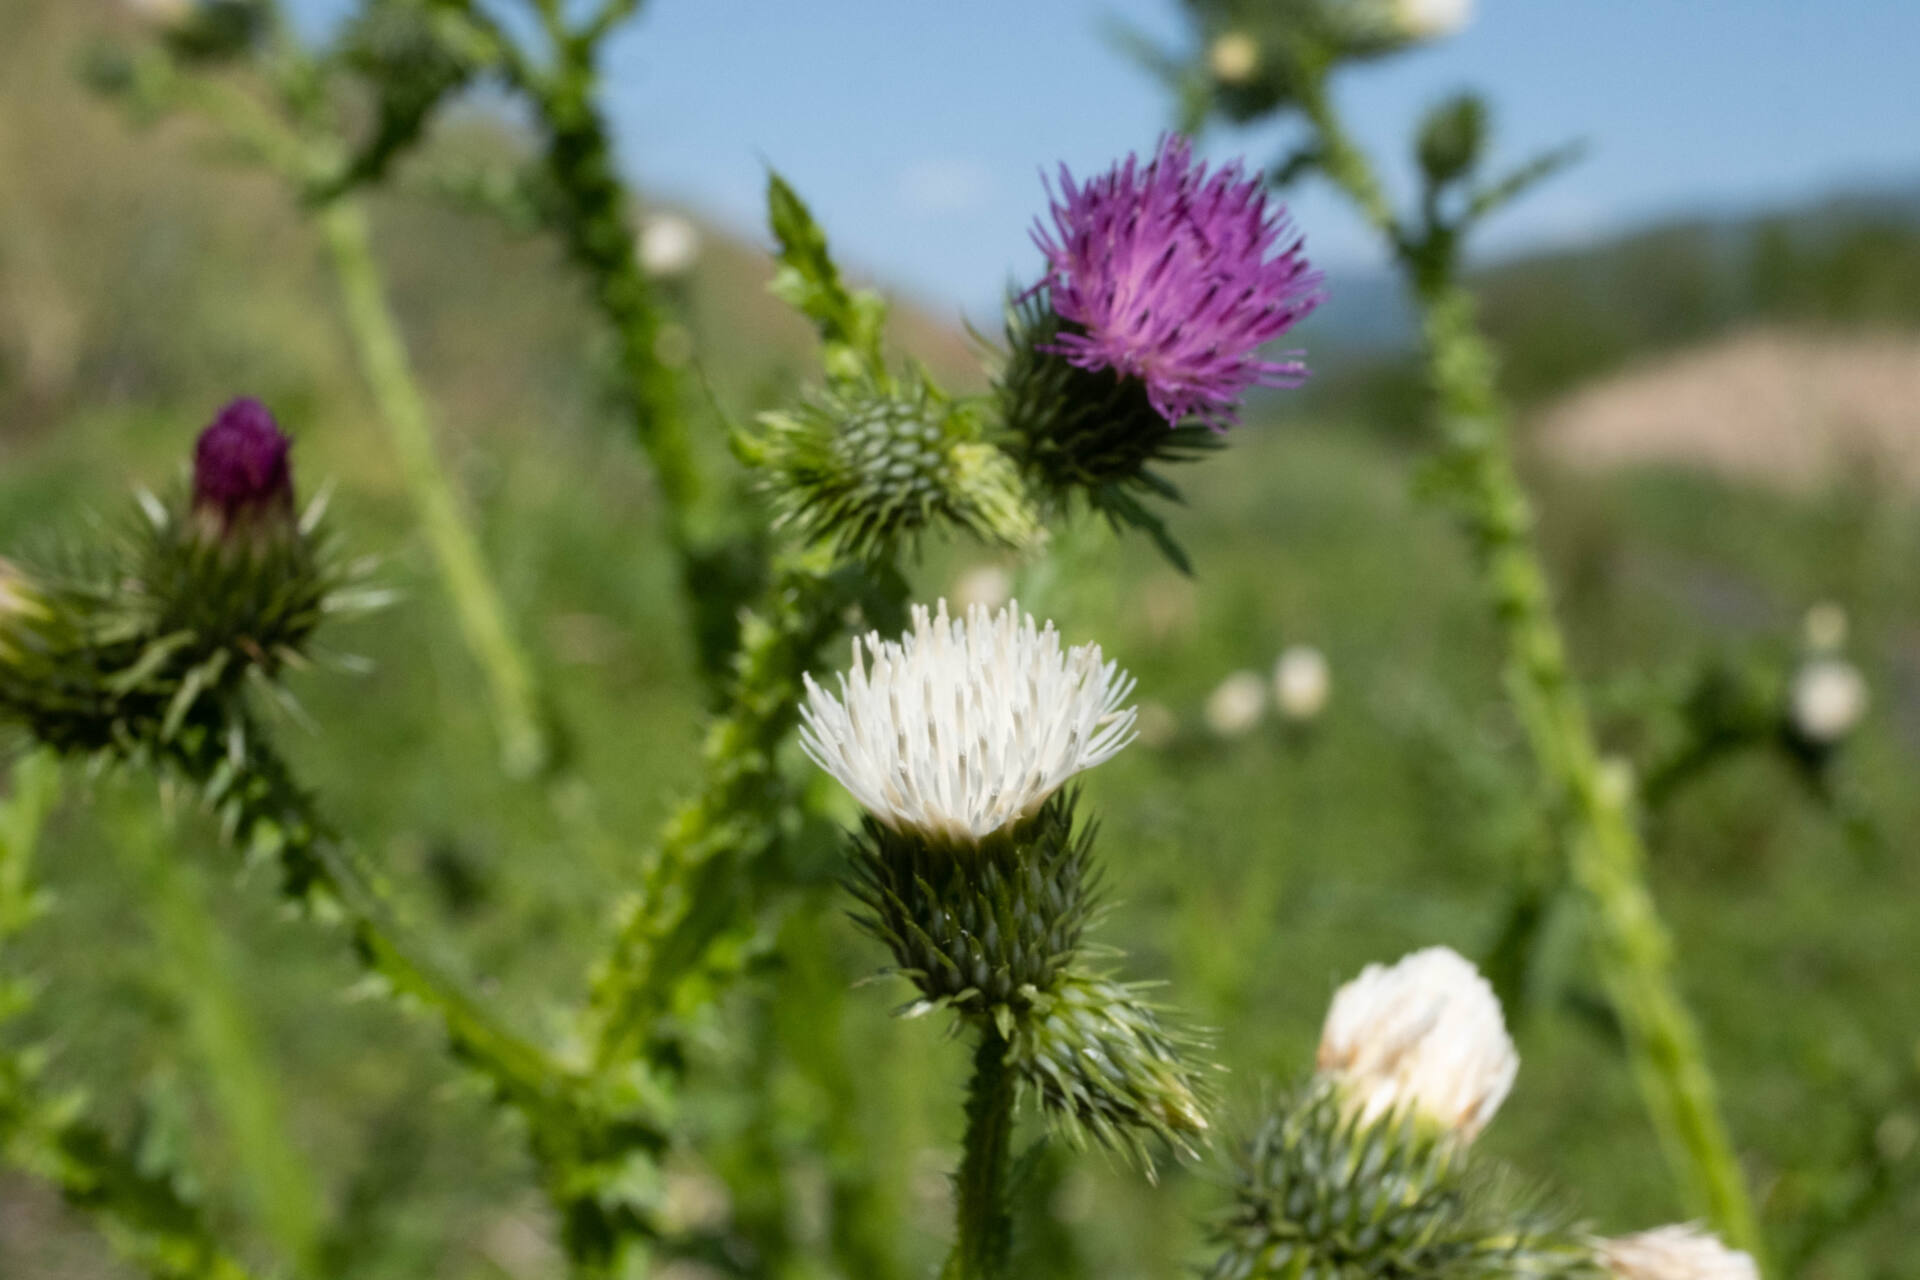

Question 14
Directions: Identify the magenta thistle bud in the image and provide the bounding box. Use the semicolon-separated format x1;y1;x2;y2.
193;398;295;531
1031;135;1322;429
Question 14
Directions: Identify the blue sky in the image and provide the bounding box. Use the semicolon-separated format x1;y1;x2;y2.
302;1;1920;320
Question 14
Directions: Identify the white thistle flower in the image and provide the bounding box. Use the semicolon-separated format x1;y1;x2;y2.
799;600;1136;843
1273;645;1331;722
1597;1225;1758;1280
639;213;702;278
1317;946;1517;1142
1394;0;1474;40
1204;670;1266;738
1790;657;1867;744
1207;32;1260;83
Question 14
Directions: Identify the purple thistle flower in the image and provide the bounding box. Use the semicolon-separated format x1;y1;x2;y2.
1031;136;1323;429
193;397;295;528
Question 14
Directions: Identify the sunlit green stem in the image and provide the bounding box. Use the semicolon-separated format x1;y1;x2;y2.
113;803;323;1277
1300;84;1761;1255
941;1031;1017;1280
317;198;551;778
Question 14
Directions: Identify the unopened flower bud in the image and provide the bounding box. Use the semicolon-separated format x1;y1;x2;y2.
639;213;702;279
1208;32;1260;84
1317;946;1517;1142
192;398;295;536
1204;670;1266;738
1789;656;1867;745
1597;1225;1758;1280
1273;645;1330;722
1394;0;1474;41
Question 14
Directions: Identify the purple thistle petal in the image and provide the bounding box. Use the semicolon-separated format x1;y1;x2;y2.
193;397;295;525
1032;136;1324;429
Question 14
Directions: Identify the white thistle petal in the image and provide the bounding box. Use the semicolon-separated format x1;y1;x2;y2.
1597;1225;1758;1280
1316;946;1517;1142
799;600;1136;842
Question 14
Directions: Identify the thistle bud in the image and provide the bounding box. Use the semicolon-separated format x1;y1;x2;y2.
1416;94;1489;189
1788;656;1867;746
1009;972;1211;1165
638;213;702;279
1597;1225;1758;1280
192;398;296;538
1394;0;1474;41
1204;670;1266;738
751;381;1041;560
1207;32;1260;84
1317;946;1517;1142
1273;644;1331;722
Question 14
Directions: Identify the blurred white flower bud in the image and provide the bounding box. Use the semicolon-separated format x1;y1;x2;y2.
949;563;1012;614
1802;600;1849;653
1204;669;1266;738
1273;644;1330;722
1317;946;1517;1142
1208;31;1260;83
639;213;702;279
1597;754;1637;811
1136;700;1179;749
1394;0;1474;40
1790;657;1867;745
1597;1225;1758;1280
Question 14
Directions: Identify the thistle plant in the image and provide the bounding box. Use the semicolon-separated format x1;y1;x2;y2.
1144;0;1764;1256
800;600;1209;1276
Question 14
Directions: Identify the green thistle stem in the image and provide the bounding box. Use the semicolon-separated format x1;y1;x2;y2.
942;1031;1017;1280
585;556;858;1070
317;198;551;779
1300;84;1761;1255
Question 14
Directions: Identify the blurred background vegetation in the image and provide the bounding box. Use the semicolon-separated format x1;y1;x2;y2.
3;1;1918;1276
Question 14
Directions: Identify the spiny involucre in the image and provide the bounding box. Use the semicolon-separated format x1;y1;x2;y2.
799;600;1136;844
1317;945;1518;1142
1031;135;1322;429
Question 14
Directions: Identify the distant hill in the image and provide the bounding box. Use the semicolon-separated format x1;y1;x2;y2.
0;0;978;456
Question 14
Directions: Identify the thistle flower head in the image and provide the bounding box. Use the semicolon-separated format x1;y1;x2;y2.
1597;1225;1759;1280
1030;135;1321;429
1317;946;1517;1142
1273;644;1331;722
192;398;295;532
800;600;1136;844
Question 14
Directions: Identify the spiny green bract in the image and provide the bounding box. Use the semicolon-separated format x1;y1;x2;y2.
1207;1078;1595;1280
1009;970;1213;1168
847;790;1098;1017
0;488;370;758
748;377;1040;561
847;790;1213;1168
994;292;1221;571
